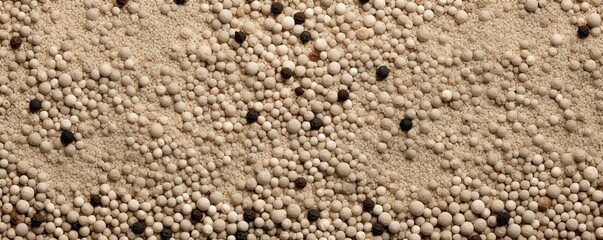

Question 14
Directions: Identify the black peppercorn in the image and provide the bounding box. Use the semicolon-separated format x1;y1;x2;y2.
234;31;247;44
271;2;283;15
116;0;128;7
376;66;390;80
160;228;172;240
10;37;22;50
280;67;293;80
469;235;482;240
174;0;187;5
399;118;413;132
246;109;259;123
577;26;590;39
29;99;42;112
60;130;75;145
90;195;102;207
363;198;375;212
307;209;320;222
294;87;304;96
309;117;322;130
359;0;369;4
496;212;510;226
294;177;307;189
243;208;255;222
372;223;385;236
235;231;247;240
293;12;306;25
299;31;311;43
337;89;349;102
191;209;204;223
71;221;82;232
31;213;44;228
132;222;146;235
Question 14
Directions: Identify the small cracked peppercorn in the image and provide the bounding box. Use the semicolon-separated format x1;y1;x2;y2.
191;209;204;223
372;223;385;236
271;2;283;15
307;209;320;222
29;99;42;112
60;130;75;145
235;231;247;240
280;67;293;80
294;87;305;96
376;66;390;80
160;228;172;240
294;177;307;189
31;213;44;228
577;26;590;39
234;31;247;44
337;89;349;102
90;195;102;207
116;0;128;7
246;109;259;123
10;37;22;49
309;118;322;130
294;12;306;25
243;208;255;222
399;118;413;132
299;31;311;43
132;222;146;235
496;212;510;226
363;198;375;212
174;0;187;5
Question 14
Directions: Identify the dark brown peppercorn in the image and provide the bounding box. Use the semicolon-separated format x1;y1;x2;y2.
294;177;307;189
235;231;247;240
60;130;75;145
309;117;322;130
10;37;22;49
299;31;311;43
307;209;320;222
71;221;82;232
293;12;306;25
271;2;283;15
116;0;128;7
359;0;369;4
191;209;204;223
90;195;102;207
399;118;413;132
31;213;44;228
469;235;482;240
160;228;172;240
337;89;349;102
496;211;510;226
577;26;590;39
132;222;146;235
372;223;385;236
280;67;293;80
243;208;255;222
234;31;247;44
376;66;390;80
363;198;375;212
29;99;42;112
294;87;305;96
246;109;259;123
174;0;187;5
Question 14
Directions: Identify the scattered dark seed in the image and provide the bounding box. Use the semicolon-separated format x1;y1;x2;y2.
294;87;305;96
307;209;320;222
10;37;22;49
577;25;590;39
132;221;146;235
359;0;370;4
294;12;306;25
235;231;247;240
191;209;204;223
90;195;102;207
116;0;128;7
234;31;247;44
243;208;256;222
309;118;322;130
280;67;293;80
337;89;349;102
372;223;385;236
363;198;375;212
31;213;44;228
376;66;390;80
299;31;311;43
271;2;283;15
469;235;482;240
399;118;413;132
294;177;307;189
174;0;187;5
71;221;82;232
160;228;172;240
60;130;75;145
496;212;510;226
246;109;259;123
29;99;42;112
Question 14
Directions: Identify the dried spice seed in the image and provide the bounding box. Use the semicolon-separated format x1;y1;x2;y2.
31;213;44;228
496;212;510;226
191;209;204;223
307;209;320;222
90;195;102;207
280;67;293;80
363;198;375;212
294;177;307;189
246;109;259;123
309;118;322;130
372;223;385;236
294;87;305;96
29;99;42;112
132;222;146;235
337;89;349;102
299;31;311;43
61;130;75;145
10;37;22;49
234;31;247;44
399;118;413;132
271;2;283;15
160;228;172;240
294;12;306;25
376;66;390;80
577;26;590;39
243;208;256;222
